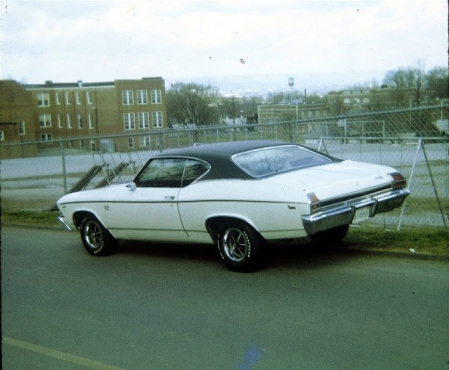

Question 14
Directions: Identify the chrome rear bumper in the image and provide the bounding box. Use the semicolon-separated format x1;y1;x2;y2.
302;188;410;236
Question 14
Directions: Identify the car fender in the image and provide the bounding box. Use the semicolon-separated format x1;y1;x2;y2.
204;212;262;240
70;205;111;232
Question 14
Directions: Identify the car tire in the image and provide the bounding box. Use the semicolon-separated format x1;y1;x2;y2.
216;221;263;272
80;215;117;256
309;225;349;245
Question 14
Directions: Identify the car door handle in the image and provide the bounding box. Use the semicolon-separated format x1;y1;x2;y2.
165;196;176;200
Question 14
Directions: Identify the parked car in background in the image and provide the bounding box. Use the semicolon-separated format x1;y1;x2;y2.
57;140;409;271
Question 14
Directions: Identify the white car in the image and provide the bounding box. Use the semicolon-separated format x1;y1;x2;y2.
57;141;409;271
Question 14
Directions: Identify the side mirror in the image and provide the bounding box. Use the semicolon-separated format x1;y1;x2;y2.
127;182;137;191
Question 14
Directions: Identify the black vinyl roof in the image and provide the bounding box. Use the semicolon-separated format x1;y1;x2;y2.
152;140;289;180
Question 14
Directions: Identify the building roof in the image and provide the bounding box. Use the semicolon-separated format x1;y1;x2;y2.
22;77;164;90
23;81;115;89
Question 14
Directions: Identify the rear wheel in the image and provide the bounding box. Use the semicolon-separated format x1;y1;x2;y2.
216;221;263;272
80;215;117;256
309;225;349;245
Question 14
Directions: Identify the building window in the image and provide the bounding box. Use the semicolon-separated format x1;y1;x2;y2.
39;114;52;127
37;93;50;107
65;92;71;105
137;90;148;105
88;114;94;129
138;112;150;129
41;134;52;141
67;114;72;128
19;121;25;135
0;131;4;141
122;90;134;105
57;114;63;128
151;90;162;104
55;92;61;105
76;92;81;105
77;114;83;128
86;91;93;104
128;138;134;148
140;136;151;147
124;113;135;130
152;111;163;128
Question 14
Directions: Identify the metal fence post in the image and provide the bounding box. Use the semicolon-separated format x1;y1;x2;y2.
60;139;68;194
421;140;448;231
397;138;421;231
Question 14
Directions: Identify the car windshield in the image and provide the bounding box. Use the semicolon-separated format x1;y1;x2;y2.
233;145;332;178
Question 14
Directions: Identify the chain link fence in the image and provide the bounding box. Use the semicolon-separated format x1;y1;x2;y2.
1;105;448;231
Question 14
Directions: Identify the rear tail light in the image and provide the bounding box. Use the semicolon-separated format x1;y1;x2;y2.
388;172;407;189
307;192;321;212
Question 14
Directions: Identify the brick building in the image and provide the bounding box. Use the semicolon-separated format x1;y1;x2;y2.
258;103;329;124
0;80;38;157
0;77;167;158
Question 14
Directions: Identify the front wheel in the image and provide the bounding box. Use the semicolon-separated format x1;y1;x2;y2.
217;221;263;272
80;215;117;256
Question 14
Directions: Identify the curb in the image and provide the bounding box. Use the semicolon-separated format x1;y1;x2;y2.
336;246;449;262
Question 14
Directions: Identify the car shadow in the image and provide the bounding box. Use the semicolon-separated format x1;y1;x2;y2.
115;238;362;271
264;239;362;270
116;240;218;263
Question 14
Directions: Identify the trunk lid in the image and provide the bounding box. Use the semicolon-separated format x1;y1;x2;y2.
267;160;397;201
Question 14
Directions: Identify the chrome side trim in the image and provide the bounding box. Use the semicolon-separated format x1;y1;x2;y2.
57;215;73;231
302;188;410;236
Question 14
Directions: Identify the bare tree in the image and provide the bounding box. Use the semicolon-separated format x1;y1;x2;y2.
166;82;220;127
425;67;449;100
383;63;426;106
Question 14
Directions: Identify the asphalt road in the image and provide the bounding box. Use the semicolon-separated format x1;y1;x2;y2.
2;226;448;369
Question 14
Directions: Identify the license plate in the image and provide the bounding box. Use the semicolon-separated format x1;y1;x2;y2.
353;206;370;223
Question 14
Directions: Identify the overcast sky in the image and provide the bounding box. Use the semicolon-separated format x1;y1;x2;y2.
1;0;447;87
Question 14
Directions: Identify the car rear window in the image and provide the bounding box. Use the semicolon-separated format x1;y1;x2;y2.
233;145;332;178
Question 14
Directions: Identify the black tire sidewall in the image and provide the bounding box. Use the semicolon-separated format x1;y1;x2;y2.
80;216;115;256
217;221;262;271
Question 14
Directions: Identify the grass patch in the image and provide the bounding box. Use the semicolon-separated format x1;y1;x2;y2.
1;209;60;227
345;227;448;256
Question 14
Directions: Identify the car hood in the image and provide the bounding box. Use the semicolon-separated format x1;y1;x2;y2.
266;160;399;201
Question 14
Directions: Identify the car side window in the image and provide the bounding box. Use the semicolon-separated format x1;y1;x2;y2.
135;158;186;188
181;159;210;187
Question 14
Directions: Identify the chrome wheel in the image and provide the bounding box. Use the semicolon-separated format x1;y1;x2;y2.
222;227;250;263
217;221;263;271
83;219;104;252
80;215;116;256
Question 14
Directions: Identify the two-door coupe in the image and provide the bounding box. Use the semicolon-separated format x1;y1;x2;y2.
57;140;409;271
